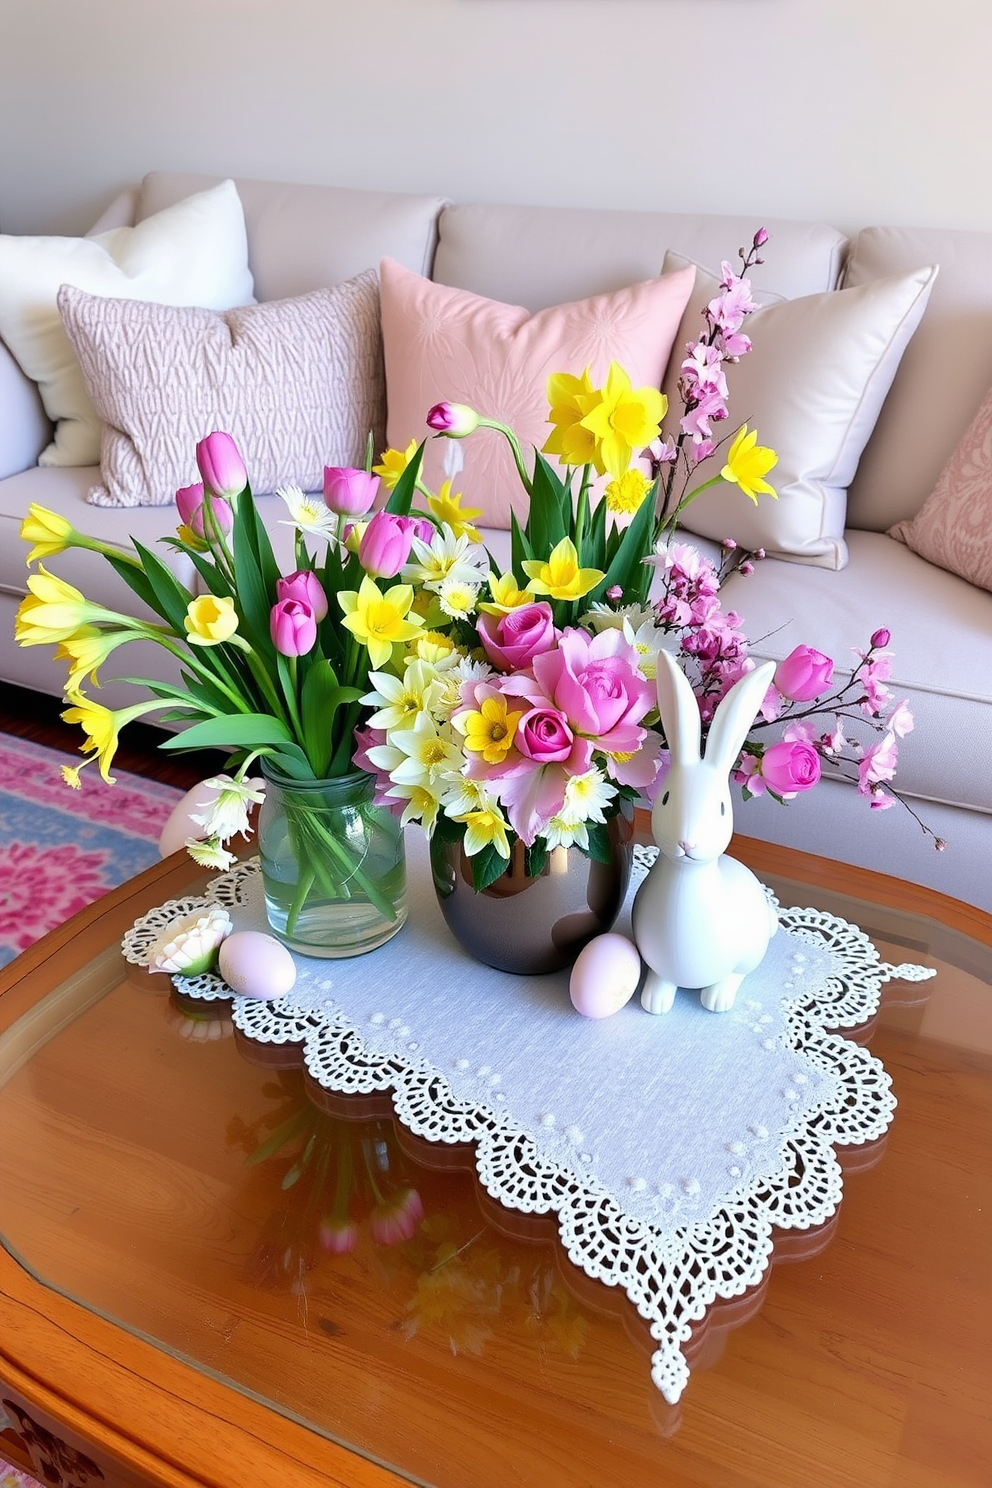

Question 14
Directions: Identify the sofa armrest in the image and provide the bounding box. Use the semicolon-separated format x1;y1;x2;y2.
86;186;139;236
0;337;52;479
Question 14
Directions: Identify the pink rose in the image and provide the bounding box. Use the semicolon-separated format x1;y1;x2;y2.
515;707;576;764
760;740;821;797
773;645;834;702
527;627;652;755
477;602;558;672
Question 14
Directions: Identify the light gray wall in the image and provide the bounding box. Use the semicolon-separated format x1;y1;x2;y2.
0;0;987;237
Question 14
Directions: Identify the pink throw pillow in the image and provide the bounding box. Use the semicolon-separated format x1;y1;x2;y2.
379;257;696;529
889;380;992;592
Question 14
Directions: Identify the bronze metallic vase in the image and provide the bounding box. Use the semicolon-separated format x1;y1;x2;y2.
429;807;634;975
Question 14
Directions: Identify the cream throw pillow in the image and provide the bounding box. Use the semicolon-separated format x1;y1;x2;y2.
57;272;385;507
379;256;697;529
0;179;254;468
889;379;992;592
661;255;938;569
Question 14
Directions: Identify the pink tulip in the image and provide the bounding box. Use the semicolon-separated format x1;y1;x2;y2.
773;645;834;702
196;432;247;499
358;510;417;579
426;401;480;437
477;603;558;672
175;481;233;540
323;466;379;517
276;569;328;621
270;598;317;657
370;1188;425;1246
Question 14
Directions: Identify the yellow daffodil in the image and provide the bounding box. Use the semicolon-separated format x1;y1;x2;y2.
604;468;653;516
455;694;523;766
387;781;442;833
542;368;603;468
373;439;419;491
522;537;604;603
411;630;459;665
15;566;121;647
339;576;424;668
427;480;483;542
409;585;448;631
579;363;667;478
21;504;75;564
477;572;532;615
56;625;133;690
184;595;240;646
60;690;161;785
458;806;511;860
720;425;778;503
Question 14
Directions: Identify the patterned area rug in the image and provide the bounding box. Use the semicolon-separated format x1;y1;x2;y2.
0;734;181;969
0;736;181;1487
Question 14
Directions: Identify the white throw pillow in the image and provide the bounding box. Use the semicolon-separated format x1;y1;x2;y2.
57;273;385;507
0;179;255;468
660;254;938;569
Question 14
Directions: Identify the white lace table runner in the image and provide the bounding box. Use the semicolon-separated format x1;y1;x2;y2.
123;837;935;1403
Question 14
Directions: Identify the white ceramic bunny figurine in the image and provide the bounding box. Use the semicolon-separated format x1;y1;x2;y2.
631;649;779;1015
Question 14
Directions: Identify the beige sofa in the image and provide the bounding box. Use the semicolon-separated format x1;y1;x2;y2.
1;171;989;910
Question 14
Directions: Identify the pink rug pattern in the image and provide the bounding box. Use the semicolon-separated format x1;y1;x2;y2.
0;734;182;1488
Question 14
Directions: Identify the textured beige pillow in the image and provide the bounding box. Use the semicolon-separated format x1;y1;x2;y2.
661;256;938;569
889;380;992;592
0;179;255;468
57;273;385;507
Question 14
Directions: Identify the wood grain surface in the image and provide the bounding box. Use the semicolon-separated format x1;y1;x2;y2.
0;839;989;1488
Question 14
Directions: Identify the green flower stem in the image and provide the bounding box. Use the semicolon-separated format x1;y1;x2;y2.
72;536;144;568
201;500;237;586
279;792;399;934
228;637;295;732
480;417;533;497
283;654;305;742
146;632;255;714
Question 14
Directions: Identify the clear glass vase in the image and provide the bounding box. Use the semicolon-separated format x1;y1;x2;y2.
258;764;407;958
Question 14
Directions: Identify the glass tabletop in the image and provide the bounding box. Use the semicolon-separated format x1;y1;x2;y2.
0;843;990;1488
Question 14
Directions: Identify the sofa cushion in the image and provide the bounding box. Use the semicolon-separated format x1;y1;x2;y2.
0;180;254;471
718;528;992;814
379;256;696;529
57;273;384;508
662;259;938;570
889;377;992;593
844;224;992;531
137;171;448;302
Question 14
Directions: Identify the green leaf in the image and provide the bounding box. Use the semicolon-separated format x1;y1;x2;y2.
589;480;658;608
184;548;234;599
129;540;197;631
300;660;363;777
384;441;426;516
159;711;296;751
103;553;166;618
524;841;547;879
585;822;613;864
525;453;570;559
510;509;535;577
470;842;512;893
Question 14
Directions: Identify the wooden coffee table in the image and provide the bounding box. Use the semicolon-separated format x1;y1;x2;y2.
0;840;989;1488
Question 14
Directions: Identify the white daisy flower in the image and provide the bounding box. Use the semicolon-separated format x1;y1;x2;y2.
437;577;481;620
403;526;489;590
542;815;590;850
277;484;338;539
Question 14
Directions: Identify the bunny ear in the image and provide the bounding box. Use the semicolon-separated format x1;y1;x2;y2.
703;660;777;774
655;648;701;766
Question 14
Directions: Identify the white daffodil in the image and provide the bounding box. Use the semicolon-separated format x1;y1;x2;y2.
185;837;238;871
543;814;590;851
458;803;511;858
403;526;489;591
362;661;444;732
561;767;617;825
441;777;502;819
437;576;481;621
147;905;233;976
277;484;339;540
189;774;265;843
582;601;657;634
387;713;463;791
386;780;442;833
621;615;668;682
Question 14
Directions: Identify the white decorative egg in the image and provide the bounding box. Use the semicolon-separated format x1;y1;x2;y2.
219;931;297;999
158;780;222;858
569;933;642;1019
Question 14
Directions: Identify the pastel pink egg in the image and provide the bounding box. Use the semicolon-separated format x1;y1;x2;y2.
219;931;297;999
569;933;642;1019
158;780;221;858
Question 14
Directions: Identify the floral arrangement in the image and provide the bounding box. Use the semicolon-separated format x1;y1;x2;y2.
15;227;938;903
